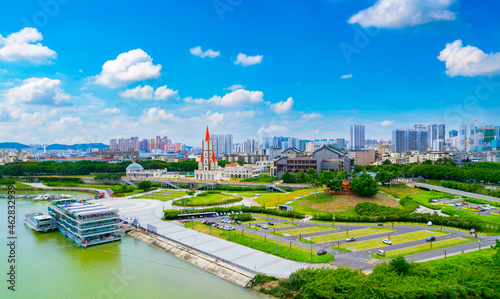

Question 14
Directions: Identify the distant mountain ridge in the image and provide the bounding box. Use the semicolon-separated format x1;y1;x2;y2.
0;142;109;151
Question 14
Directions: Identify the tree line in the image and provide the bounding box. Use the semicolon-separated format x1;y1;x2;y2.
363;162;500;185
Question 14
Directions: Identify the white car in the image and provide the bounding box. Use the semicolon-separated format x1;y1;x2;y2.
383;239;392;245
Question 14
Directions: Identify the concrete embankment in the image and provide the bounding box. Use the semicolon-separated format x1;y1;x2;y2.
126;229;255;287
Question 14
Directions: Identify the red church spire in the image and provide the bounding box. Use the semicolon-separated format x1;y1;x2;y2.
205;126;210;142
212;152;216;163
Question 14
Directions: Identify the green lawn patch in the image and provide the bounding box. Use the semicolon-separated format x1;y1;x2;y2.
172;191;241;206
255;188;317;207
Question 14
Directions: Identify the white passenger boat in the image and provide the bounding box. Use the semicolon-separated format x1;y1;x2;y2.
24;213;57;232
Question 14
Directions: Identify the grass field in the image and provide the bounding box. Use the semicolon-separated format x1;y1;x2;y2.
310;227;396;243
0;182;36;189
272;225;338;237
290;192;399;214
135;190;187;201
172;192;241;206
374;237;474;258
255;188;316;207
187;221;334;263
338;230;449;251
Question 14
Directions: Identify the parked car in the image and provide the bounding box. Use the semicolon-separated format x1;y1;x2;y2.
317;250;327;256
461;202;469;205
346;237;356;242
256;224;261;227
426;236;436;242
262;224;268;229
377;250;386;257
201;220;206;224
430;199;438;203
236;220;242;225
268;222;275;226
383;239;392;245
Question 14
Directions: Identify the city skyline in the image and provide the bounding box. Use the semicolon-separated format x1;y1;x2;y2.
1;1;500;146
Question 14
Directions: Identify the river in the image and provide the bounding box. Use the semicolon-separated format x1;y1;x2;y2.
0;198;263;299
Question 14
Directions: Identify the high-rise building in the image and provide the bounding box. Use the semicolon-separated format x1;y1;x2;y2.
350;125;365;149
336;138;346;149
392;127;428;154
299;139;311;152
458;122;499;152
427;124;446;151
262;137;273;150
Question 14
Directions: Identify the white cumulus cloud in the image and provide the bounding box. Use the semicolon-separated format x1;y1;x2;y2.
190;46;220;58
4;77;70;105
141;108;181;123
340;74;353;79
154;85;179;100
206;112;225;127
438;40;500;77
381;120;394;127
271;97;294;114
235;53;263;66
49;116;82;131
209;89;264;106
0;28;56;63
348;0;457;29
225;84;246;91
94;49;162;88
120;85;178;100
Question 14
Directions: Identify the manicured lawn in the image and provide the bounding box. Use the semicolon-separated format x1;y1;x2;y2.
136;191;187;201
338;230;449;251
255;188;316;207
187;221;334;263
310;227;395;243
172;192;241;206
372;237;475;259
272;225;337;237
290;192;399;215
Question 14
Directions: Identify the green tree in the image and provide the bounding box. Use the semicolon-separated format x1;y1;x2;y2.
138;180;152;191
382;159;392;165
389;256;412;276
422;160;433;165
281;172;295;183
350;173;378;197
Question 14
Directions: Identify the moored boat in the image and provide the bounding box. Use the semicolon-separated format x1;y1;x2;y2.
24;212;57;232
48;199;121;247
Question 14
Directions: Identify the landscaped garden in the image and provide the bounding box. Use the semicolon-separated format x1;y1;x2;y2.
254;188;317;207
172;191;241;206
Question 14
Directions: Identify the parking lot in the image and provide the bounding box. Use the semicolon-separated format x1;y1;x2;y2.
432;198;500;216
184;211;487;270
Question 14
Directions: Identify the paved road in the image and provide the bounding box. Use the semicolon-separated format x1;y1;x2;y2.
93;196;307;278
415;182;500;203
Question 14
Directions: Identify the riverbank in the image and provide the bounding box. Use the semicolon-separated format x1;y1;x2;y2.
126;228;255;287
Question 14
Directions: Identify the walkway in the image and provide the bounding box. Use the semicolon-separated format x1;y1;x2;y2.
93;196;306;278
415;183;500;203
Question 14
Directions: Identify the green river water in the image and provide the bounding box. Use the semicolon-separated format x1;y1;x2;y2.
0;197;263;299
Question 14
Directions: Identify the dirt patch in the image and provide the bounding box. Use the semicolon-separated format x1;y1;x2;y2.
304;193;399;213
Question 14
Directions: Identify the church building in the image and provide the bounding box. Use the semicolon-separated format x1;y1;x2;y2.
194;127;227;180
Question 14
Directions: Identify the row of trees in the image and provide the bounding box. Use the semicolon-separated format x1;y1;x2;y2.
363;162;500;185
0;160;200;176
283;169;378;198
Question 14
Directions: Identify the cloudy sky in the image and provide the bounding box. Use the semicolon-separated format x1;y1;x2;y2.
0;0;500;146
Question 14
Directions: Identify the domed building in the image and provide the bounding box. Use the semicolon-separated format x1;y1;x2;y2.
125;162;168;178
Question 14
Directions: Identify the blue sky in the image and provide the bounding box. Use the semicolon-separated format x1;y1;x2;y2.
1;0;500;146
